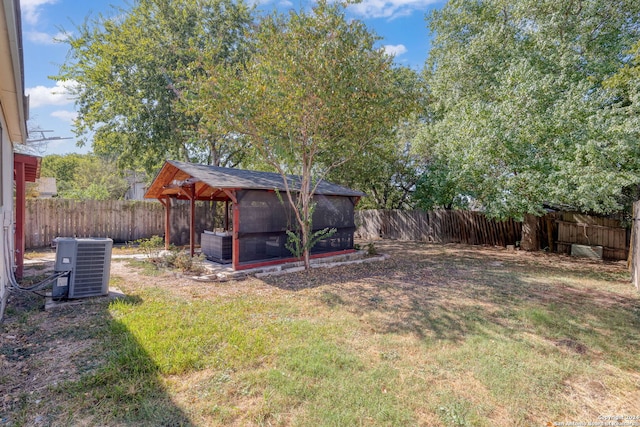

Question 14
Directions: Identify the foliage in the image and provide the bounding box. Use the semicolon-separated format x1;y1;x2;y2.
161;251;207;274
328;73;427;210
285;228;337;259
602;40;640;207
365;242;377;256
40;153;129;200
416;0;640;219
56;0;255;174
329;117;424;210
135;236;206;274
136;235;165;259
213;1;418;267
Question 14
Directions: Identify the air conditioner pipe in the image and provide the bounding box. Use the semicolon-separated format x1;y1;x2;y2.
3;224;68;292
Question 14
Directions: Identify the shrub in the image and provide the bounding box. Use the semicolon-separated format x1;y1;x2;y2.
161;251;207;275
137;235;164;259
366;242;377;256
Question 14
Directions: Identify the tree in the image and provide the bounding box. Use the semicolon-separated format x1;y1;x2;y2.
603;40;640;208
55;0;254;174
416;0;640;221
214;1;418;267
329;116;423;210
328;68;427;210
40;154;129;200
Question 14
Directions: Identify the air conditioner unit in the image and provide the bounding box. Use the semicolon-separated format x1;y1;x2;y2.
51;238;113;299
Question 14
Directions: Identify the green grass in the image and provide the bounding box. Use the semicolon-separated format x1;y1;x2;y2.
3;241;640;426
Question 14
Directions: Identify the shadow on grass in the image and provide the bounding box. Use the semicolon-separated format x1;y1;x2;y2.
260;240;640;370
1;289;194;426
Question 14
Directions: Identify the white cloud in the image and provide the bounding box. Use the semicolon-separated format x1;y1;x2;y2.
51;110;78;123
383;44;408;57
246;0;272;6
26;80;78;108
21;0;58;25
350;0;442;19
26;30;70;45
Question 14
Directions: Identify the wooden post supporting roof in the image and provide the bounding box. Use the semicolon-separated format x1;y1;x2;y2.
179;184;197;257
13;153;41;280
222;189;240;270
189;185;195;257
232;195;240;270
159;195;171;250
14;161;25;279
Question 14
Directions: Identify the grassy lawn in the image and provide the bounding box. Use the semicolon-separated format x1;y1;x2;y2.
2;240;639;426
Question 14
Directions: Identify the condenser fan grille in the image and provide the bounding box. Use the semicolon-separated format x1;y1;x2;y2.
71;242;110;298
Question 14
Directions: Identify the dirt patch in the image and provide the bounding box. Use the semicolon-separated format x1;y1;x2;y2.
1;286;112;423
555;338;589;354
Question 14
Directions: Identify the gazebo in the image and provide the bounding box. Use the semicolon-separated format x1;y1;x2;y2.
144;160;364;270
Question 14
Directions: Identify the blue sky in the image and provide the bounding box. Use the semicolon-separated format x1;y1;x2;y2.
21;0;445;155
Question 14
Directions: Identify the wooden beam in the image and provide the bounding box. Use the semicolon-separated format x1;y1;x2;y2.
160;195;171;250
210;188;225;200
145;162;179;199
195;182;210;199
179;184;194;200
223;188;238;204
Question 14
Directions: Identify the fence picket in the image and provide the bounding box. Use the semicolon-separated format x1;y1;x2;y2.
355;209;628;260
24;199;215;248
25;202;630;261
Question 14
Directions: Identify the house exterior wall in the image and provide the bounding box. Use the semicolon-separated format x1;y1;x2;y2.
1;0;27;319
1;101;14;318
35;176;57;198
124;171;148;201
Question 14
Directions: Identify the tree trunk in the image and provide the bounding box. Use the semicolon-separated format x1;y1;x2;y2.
302;192;311;270
521;213;540;251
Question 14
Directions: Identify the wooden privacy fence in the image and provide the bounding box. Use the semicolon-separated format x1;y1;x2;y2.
356;209;521;247
554;211;629;260
356;209;630;260
25;201;631;261
25;199;215;249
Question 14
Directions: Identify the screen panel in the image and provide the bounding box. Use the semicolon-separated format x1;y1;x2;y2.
237;190;355;264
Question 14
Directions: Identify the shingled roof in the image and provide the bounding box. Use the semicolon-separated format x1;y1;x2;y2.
145;160;365;200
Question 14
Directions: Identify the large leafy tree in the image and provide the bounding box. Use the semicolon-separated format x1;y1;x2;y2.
417;0;640;220
56;0;254;174
329;117;423;210
328;68;427;210
214;1;418;267
40;154;129;200
604;40;640;209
